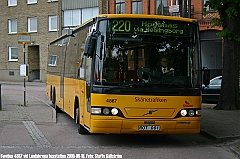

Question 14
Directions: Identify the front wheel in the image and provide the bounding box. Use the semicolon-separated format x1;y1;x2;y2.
78;124;89;134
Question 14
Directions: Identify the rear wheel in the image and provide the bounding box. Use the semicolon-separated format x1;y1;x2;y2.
52;91;61;113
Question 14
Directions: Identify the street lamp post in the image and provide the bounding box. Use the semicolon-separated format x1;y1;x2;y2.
18;33;31;106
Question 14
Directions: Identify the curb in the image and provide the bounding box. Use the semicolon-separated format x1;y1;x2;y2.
201;129;240;158
33;96;56;123
200;129;240;143
230;146;240;158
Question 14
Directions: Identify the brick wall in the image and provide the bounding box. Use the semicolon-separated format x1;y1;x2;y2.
108;0;222;31
192;0;203;20
109;0;155;14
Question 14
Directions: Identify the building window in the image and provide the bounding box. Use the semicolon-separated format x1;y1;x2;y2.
204;0;213;11
48;55;58;66
9;71;14;76
27;0;37;4
8;19;17;34
116;0;125;14
49;15;58;31
132;0;142;14
130;49;143;59
9;47;18;61
156;0;168;15
8;0;17;6
63;9;81;28
28;17;37;32
63;7;99;28
82;7;99;24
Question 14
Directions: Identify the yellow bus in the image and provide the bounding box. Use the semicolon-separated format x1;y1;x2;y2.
46;14;208;134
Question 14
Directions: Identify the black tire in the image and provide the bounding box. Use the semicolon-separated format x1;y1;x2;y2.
78;123;89;134
52;91;61;113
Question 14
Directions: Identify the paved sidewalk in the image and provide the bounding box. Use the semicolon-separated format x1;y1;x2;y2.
0;82;240;158
201;104;240;158
0;94;56;123
0;82;56;149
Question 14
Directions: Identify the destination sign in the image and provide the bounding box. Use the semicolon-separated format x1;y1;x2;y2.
110;19;192;36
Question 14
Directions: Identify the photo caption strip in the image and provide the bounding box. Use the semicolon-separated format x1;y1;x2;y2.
0;153;123;158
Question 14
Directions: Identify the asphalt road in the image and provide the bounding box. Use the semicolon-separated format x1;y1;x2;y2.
0;82;239;159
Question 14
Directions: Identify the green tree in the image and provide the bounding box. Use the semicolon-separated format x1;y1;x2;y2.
205;0;240;110
204;0;240;110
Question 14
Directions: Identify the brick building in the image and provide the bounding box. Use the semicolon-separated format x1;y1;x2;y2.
193;0;222;78
0;0;221;82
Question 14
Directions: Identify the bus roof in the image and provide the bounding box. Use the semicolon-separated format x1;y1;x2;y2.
49;17;95;45
49;14;198;45
97;14;198;23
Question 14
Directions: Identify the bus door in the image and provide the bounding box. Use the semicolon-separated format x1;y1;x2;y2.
80;56;92;129
60;37;70;113
61;37;71;111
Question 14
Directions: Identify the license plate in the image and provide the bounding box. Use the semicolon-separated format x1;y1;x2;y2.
138;125;160;131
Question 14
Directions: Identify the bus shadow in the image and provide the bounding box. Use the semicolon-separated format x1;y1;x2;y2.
80;133;213;148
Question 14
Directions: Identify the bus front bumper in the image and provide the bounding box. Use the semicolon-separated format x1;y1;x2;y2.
90;118;200;134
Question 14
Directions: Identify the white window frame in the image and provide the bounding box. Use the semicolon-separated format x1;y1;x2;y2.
116;0;125;14
8;19;17;34
8;0;17;6
48;55;58;66
132;0;142;14
63;9;81;27
27;0;37;4
49;15;58;31
28;17;37;32
156;0;168;15
8;47;18;61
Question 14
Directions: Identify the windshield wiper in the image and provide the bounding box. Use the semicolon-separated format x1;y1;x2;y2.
167;83;193;92
103;83;149;93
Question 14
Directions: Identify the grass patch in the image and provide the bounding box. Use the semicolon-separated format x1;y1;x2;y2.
18;100;28;107
18;103;23;106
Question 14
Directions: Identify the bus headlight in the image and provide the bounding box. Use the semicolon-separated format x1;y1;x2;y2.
188;110;195;116
92;108;101;114
111;108;118;115
180;109;187;116
103;108;110;115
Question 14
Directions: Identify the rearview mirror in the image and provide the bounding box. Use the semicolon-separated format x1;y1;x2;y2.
84;33;98;58
99;35;105;60
203;67;210;86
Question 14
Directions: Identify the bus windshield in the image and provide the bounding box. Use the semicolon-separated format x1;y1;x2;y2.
93;18;201;88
